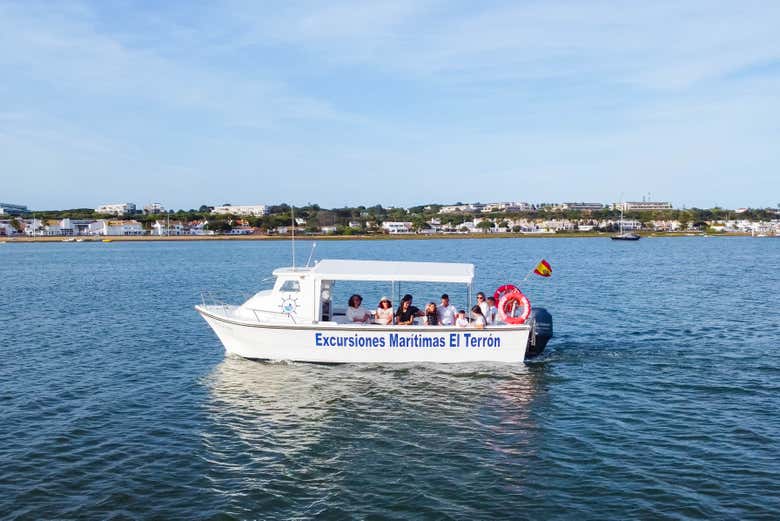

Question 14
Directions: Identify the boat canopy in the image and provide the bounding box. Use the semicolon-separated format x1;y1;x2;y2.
278;259;475;284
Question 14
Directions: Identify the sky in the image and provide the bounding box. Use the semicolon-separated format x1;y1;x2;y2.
1;0;779;211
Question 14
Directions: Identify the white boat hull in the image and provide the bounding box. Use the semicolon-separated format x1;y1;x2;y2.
196;305;531;363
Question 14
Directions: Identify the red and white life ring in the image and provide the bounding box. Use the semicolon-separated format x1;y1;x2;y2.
494;284;520;303
498;290;531;324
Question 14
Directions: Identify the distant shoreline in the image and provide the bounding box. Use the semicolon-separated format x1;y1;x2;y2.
2;232;755;243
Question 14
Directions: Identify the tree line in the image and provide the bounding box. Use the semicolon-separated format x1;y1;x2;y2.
13;204;778;234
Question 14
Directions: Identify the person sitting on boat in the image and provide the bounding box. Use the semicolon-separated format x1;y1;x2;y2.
455;310;469;328
475;292;489;318
374;296;393;325
469;305;487;329
395;294;422;325
437;293;457;325
485;296;499;325
423;302;439;325
346;294;370;323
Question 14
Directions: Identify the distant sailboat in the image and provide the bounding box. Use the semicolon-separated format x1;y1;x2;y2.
611;206;640;241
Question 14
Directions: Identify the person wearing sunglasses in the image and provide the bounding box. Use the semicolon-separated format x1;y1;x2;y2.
475;292;489;318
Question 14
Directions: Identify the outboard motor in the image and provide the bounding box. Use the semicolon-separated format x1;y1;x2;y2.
525;307;553;359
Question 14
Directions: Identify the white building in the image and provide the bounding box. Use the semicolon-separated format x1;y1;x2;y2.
211;205;267;217
612;201;673;212
229;226;255;235
382;221;413;234
23;218;44;236
90;219;145;236
481;202;534;213
439;204;484;214
143;203;166;214
0;221;17;235
188;221;214;235
152;220;185;236
37;218;75;236
96;203;136;216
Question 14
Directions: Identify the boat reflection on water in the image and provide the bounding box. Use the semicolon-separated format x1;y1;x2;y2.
201;357;549;503
202;357;342;450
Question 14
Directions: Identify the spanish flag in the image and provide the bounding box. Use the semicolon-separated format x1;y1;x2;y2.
533;259;552;277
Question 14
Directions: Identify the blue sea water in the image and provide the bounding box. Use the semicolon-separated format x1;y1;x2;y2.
1;237;779;520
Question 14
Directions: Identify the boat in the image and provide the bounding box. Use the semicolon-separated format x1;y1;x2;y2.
611;207;641;241
195;259;553;364
102;238;113;243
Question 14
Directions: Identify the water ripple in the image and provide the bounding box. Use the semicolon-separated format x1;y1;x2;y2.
1;239;779;519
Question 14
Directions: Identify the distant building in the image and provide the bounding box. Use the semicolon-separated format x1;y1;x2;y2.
439;204;472;214
612;201;673;211
143;203;166;215
0;202;29;216
560;202;605;211
229;226;255;235
211;205;267;217
0;221;18;235
89;219;144;236
152;220;185;236
481;202;533;213
382;221;413;234
96;203;136;216
439;203;487;214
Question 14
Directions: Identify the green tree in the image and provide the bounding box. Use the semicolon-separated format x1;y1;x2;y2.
411;216;428;233
206;219;232;233
477;220;494;233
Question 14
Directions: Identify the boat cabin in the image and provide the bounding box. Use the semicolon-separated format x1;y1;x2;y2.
238;259;475;325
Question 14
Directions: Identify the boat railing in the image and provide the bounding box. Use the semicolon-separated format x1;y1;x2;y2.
246;308;298;325
199;291;297;324
200;291;236;316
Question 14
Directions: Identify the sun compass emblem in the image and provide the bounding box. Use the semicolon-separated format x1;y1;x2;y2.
280;296;298;314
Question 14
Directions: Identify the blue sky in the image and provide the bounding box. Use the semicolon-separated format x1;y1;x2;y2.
1;0;779;210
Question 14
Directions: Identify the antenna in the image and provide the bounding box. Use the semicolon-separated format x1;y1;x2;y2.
291;204;296;270
306;242;317;267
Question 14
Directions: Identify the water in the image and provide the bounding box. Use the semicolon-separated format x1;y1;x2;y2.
1;237;779;519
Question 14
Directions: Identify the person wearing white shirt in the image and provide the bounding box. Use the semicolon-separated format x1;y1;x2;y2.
437;293;458;326
374;296;394;325
485;296;499;325
346;294;370;323
455;310;469;328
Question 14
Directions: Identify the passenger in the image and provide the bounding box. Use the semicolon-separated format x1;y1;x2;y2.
374;296;393;325
395;294;422;325
437;293;458;326
346;294;370;323
485;296;499;325
469;305;487;329
455;309;469;328
476;292;489;318
423;302;439;325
